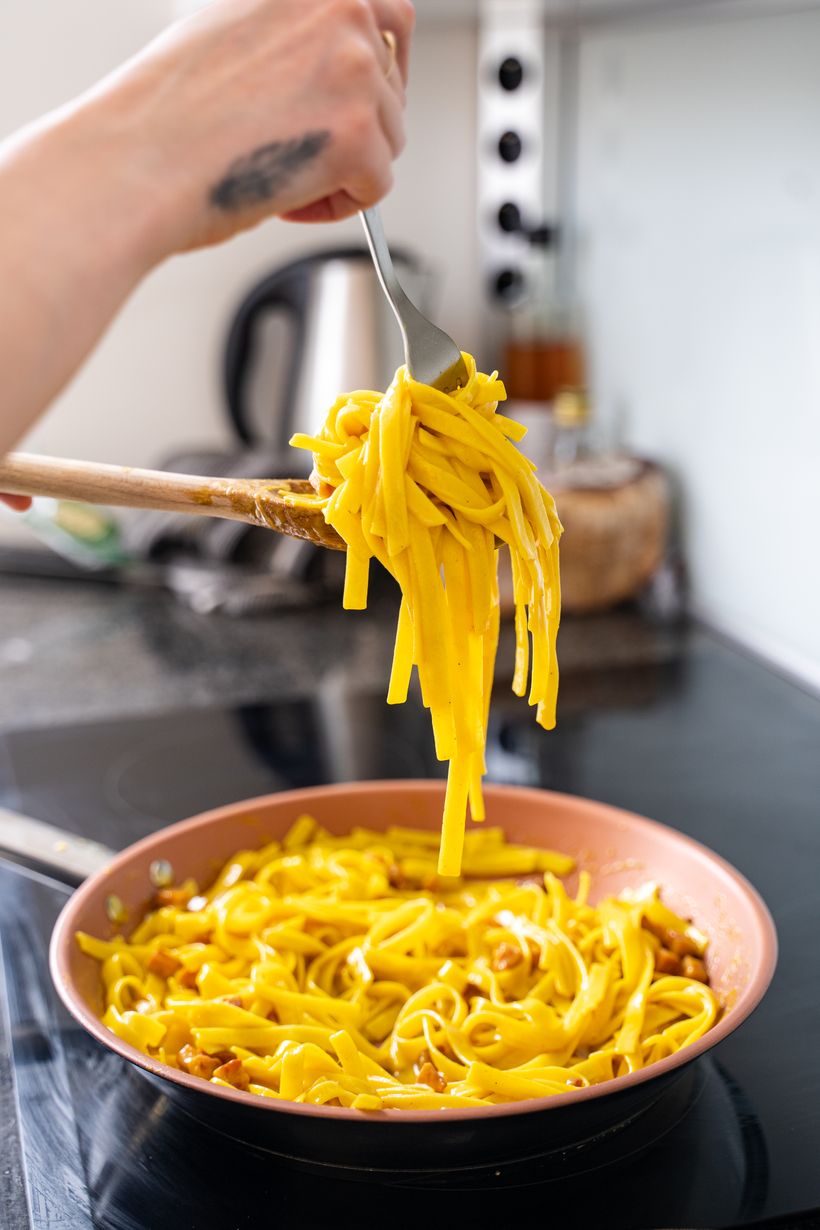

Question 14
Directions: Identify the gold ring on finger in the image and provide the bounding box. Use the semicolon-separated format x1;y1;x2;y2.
380;29;397;80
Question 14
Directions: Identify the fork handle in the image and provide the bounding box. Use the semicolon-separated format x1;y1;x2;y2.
360;206;411;351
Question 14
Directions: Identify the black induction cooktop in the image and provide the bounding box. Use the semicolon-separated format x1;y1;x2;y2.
1;628;819;1229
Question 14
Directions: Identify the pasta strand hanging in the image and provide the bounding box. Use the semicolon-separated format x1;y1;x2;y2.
287;355;562;876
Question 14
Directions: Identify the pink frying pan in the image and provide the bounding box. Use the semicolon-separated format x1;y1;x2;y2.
6;781;777;1172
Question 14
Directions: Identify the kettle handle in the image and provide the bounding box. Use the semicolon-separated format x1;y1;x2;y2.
223;248;422;449
223;260;311;447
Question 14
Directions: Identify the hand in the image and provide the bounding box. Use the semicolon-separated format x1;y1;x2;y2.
0;0;414;458
99;0;415;253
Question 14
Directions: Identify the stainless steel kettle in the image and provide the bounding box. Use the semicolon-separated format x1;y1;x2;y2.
223;247;427;468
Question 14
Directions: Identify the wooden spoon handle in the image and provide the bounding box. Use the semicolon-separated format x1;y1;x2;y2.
1;452;261;516
0;453;344;550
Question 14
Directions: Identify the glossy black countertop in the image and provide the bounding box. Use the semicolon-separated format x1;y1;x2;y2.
1;591;819;1227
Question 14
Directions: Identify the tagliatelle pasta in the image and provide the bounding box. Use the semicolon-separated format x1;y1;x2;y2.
77;820;719;1112
285;356;561;876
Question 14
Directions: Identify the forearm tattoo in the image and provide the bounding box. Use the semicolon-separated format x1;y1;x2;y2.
209;131;330;212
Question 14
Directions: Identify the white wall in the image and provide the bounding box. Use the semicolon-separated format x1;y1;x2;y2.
0;2;479;501
576;7;820;684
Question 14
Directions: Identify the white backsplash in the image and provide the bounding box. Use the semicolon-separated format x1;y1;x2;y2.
575;7;820;685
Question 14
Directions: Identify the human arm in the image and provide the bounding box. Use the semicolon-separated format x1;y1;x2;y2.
0;0;413;470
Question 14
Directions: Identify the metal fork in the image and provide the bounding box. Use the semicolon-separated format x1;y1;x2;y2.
360;206;469;395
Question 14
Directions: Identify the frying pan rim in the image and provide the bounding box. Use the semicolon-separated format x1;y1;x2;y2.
49;780;778;1125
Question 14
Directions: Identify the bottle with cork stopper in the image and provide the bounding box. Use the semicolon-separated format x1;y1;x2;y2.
501;225;586;473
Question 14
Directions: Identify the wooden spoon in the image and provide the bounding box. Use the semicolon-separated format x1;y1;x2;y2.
0;453;344;551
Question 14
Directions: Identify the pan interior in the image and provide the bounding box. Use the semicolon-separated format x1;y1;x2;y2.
51;781;777;1126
